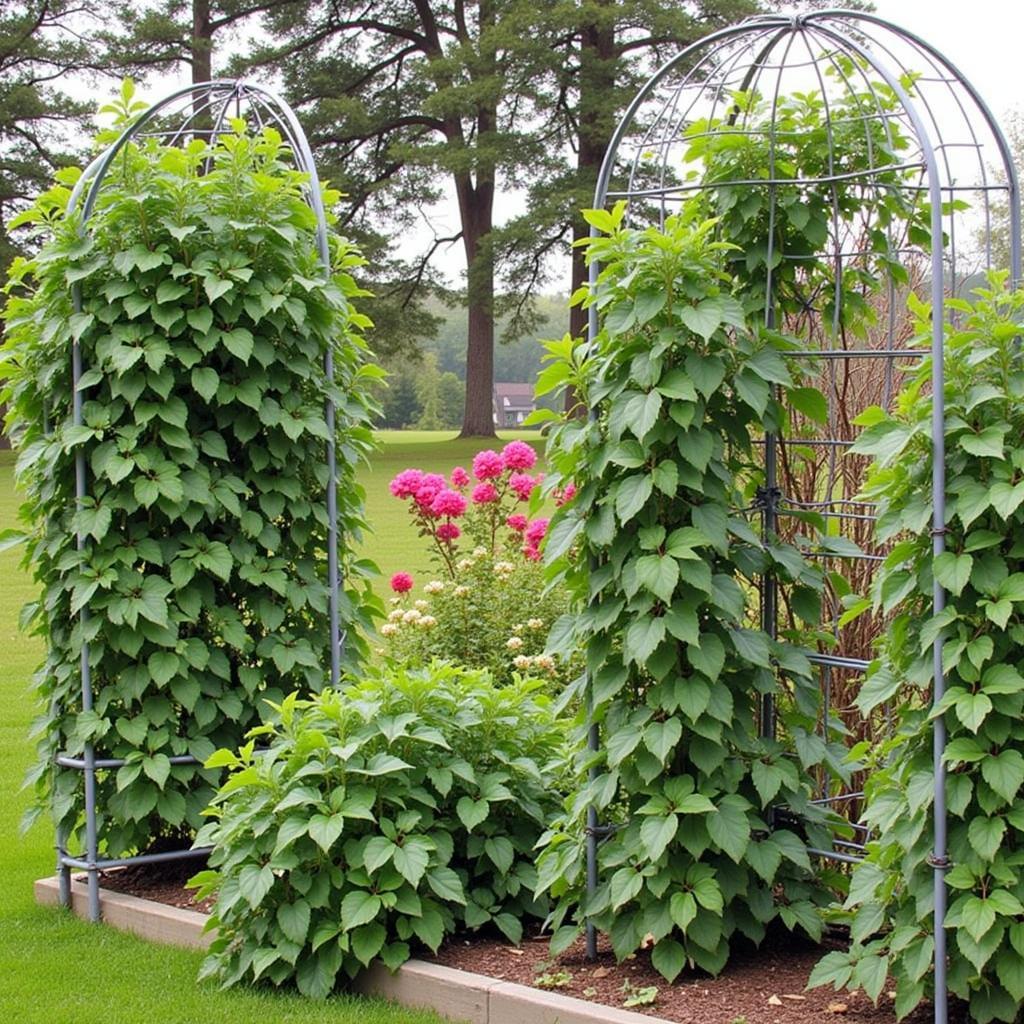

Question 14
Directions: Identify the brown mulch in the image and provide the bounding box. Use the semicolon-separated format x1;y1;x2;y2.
97;855;215;914
99;864;967;1024
432;927;967;1024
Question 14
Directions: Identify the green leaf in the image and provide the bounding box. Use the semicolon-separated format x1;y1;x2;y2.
363;836;397;873
426;867;466;904
277;899;311;944
308;812;345;852
788;386;829;423
484;836;515;875
639;814;678;861
706;795;750;863
393;840;431;886
670;890;697;931
934;551;972;596
967;816;1006;861
456;796;489;832
651;938;686;982
340;890;382;931
615;474;654;523
624;616;666;665
238;863;274;909
955;691;992;733
644;718;682;763
960;426;1005;458
981;750;1024;803
148;651;179;686
191;367;220;401
351;922;387;966
635;554;679;603
679;300;723;341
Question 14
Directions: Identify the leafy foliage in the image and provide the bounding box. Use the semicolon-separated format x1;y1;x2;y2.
813;277;1024;1023
532;202;847;979
190;662;568;996
685;66;930;327
2;93;380;856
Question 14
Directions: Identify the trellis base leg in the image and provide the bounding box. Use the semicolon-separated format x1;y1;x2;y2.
56;828;71;908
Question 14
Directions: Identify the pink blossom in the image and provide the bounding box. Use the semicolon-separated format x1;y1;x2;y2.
522;544;542;562
525;518;549;546
436;522;461;542
451;466;470;488
472;449;504;480
390;572;414;593
509;472;538;501
390;468;424;499
430;488;468;518
555;482;577;507
472;482;499;505
502;440;537;471
413;473;446;511
507;514;528;532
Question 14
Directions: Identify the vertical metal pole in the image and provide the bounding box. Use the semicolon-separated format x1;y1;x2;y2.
761;309;778;744
72;337;100;923
584;252;600;961
928;190;949;1024
56;824;70;907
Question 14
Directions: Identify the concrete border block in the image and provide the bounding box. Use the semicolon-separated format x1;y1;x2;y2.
35;877;676;1024
489;981;664;1024
356;959;501;1024
34;875;212;950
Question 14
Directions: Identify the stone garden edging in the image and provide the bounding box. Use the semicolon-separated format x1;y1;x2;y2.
35;876;670;1024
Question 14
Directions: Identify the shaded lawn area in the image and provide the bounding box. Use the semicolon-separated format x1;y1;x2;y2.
0;431;544;1024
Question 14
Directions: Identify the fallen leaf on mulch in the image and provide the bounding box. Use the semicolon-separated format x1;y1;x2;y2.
782;994;807;1001
505;947;524;956
828;1003;849;1014
768;995;783;1006
592;966;611;978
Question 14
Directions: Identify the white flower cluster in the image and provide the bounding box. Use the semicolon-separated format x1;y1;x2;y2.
512;653;557;675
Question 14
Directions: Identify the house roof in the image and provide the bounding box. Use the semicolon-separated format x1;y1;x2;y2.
493;382;535;410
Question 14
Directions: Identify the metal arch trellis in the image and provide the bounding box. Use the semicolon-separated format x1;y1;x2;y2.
583;11;1021;1024
56;79;345;924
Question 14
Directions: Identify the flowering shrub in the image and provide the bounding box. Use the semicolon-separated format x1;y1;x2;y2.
382;442;575;686
190;662;568;996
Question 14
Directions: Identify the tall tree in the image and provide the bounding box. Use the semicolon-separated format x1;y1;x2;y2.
246;0;557;436
0;1;98;271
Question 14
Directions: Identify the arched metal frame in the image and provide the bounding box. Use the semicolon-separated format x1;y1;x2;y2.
585;12;1020;1023
57;80;344;923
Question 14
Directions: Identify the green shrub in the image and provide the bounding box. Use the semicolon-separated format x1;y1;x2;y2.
2;89;380;856
189;662;568;996
532;203;847;981
811;277;1024;1023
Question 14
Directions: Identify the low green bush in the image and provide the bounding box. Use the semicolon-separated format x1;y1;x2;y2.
189;661;568;996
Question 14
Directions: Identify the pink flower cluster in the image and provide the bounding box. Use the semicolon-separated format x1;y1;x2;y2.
391;572;414;593
389;441;549;577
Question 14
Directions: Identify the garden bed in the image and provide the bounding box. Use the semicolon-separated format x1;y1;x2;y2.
37;864;963;1024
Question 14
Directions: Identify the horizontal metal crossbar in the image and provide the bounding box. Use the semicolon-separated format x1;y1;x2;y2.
807;846;865;865
56;753;200;771
60;846;212;872
805;651;870;672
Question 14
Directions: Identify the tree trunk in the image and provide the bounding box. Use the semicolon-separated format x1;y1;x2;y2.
457;178;497;437
457;0;498;438
191;0;212;129
565;2;616;415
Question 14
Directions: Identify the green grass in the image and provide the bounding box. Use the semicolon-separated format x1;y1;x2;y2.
0;430;539;1024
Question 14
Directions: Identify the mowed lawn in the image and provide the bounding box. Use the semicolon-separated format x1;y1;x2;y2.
0;430;541;1024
